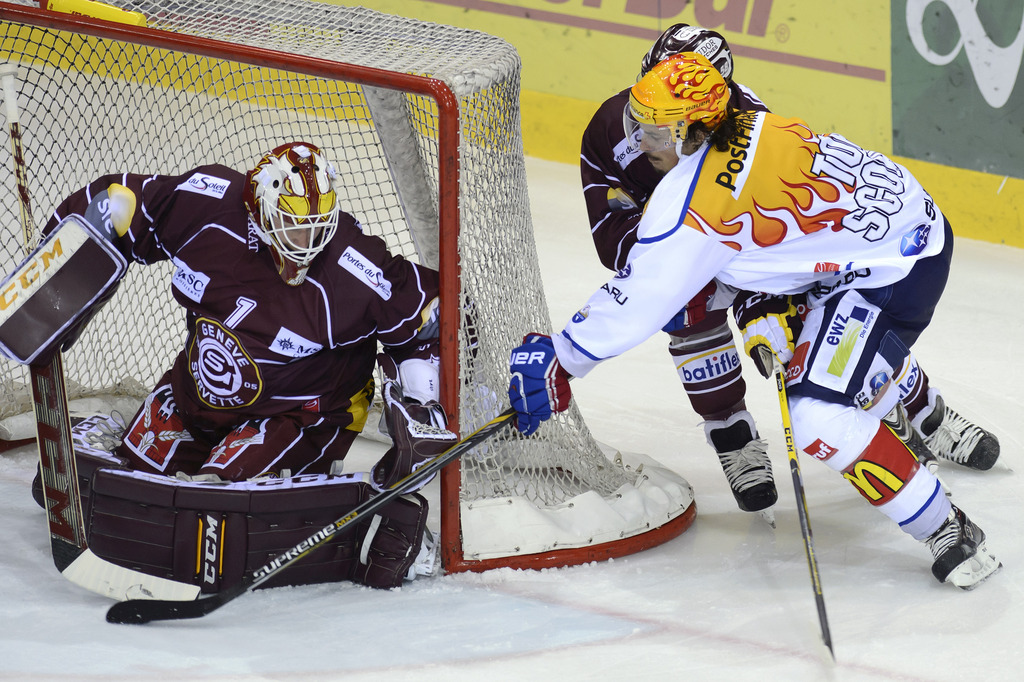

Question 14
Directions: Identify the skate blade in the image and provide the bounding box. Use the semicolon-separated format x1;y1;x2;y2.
757;507;776;529
949;542;1002;591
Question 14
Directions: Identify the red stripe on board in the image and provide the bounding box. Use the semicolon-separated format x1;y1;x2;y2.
428;0;887;82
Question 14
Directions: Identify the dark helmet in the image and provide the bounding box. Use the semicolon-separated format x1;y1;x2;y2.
639;24;734;82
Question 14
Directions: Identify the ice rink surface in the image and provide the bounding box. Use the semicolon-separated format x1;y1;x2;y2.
1;158;1021;681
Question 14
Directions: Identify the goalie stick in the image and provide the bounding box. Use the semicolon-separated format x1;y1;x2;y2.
1;63;199;602
758;346;834;661
106;406;518;624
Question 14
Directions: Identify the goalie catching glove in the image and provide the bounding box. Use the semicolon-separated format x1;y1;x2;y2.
732;290;804;379
508;333;571;435
372;353;457;491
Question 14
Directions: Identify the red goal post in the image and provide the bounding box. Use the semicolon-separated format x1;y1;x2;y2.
0;0;695;574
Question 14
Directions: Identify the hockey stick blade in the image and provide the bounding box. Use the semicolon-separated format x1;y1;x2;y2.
106;406;517;624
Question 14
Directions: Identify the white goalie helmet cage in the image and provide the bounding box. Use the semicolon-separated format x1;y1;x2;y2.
244;141;341;285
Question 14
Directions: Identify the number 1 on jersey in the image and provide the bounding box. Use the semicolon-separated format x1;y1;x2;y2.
224;296;257;328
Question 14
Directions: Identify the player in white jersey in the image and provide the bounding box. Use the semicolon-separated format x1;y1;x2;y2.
580;24;996;525
510;53;1001;589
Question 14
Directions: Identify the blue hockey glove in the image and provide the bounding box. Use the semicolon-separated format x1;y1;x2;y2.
508;333;571;436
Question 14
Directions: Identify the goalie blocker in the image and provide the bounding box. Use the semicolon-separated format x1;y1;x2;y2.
33;415;432;593
0;214;125;365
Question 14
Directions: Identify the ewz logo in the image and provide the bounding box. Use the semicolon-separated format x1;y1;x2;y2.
825;306;870;346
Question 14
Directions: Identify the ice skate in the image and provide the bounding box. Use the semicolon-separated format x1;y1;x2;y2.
406;527;441;580
924;506;1001;590
706;411;777;524
912;388;999;471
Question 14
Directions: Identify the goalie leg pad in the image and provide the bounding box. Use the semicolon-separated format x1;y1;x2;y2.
116;375;359;481
198;416;357;481
85;467;430;593
116;372;212;477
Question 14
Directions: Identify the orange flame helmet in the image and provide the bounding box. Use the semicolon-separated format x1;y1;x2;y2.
626;52;730;150
244;141;339;286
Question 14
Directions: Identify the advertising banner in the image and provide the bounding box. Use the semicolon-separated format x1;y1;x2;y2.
892;1;1024;179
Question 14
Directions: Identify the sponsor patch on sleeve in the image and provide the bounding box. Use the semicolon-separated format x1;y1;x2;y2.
176;173;231;199
338;246;393;300
172;259;210;303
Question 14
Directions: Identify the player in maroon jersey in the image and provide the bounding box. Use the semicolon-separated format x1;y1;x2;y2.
580;25;778;517
3;141;455;590
43;141;455;485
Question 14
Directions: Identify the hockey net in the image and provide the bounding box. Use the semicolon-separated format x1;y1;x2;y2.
0;0;694;572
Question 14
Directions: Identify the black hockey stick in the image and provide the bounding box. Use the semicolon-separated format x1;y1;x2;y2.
759;347;834;660
2;63;200;602
106;406;518;624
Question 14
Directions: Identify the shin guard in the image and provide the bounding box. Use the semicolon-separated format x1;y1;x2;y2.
790;396;950;540
667;320;746;419
844;424;950;540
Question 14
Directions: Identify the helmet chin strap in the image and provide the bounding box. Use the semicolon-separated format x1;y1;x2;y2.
269;245;311;286
674;129;710;159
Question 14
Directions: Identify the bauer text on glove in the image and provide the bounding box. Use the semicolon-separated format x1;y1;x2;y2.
508;333;571;435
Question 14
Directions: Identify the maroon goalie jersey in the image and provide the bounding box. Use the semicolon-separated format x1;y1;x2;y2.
580;82;769;272
44;165;439;434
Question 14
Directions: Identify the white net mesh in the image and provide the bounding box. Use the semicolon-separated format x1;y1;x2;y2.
0;0;692;568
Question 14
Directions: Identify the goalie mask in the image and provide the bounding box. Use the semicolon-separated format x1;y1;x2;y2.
638;23;734;82
625;52;729;156
244;141;340;286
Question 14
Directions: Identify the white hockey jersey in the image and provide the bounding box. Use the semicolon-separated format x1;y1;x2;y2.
554;111;946;378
